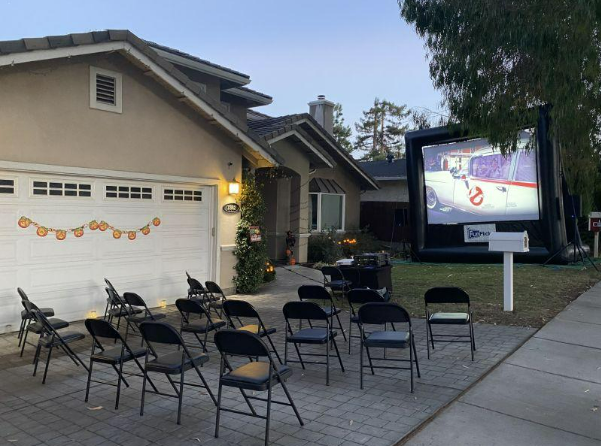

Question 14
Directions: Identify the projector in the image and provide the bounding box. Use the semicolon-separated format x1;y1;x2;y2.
353;253;390;267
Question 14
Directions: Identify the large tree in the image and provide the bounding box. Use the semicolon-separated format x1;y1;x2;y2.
399;0;601;211
355;98;410;160
333;103;354;154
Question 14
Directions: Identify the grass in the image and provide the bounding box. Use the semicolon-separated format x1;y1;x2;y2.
390;261;601;328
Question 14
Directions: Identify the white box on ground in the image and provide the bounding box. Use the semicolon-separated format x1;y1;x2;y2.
488;231;529;312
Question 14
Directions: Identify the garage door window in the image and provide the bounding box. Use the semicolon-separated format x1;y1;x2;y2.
105;185;153;200
0;178;16;195
163;188;202;202
32;180;92;197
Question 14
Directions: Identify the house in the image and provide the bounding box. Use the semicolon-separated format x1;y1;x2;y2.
248;96;379;262
0;30;377;332
359;157;410;242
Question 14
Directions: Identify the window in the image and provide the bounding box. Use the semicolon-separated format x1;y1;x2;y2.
163;188;202;202
309;193;345;231
32;180;92;197
90;66;122;113
470;153;512;180
515;150;537;183
0;178;16;195
105;185;153;200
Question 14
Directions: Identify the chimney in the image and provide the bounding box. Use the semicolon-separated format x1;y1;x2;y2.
308;95;335;135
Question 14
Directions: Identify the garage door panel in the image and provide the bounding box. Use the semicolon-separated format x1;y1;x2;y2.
161;232;209;255
0;239;18;266
28;207;97;226
99;236;156;259
29;237;95;264
161;210;209;231
29;263;95;294
0;206;19;233
102;259;158;284
162;257;208;278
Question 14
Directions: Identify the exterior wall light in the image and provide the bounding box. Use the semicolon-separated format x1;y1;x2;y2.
229;180;240;195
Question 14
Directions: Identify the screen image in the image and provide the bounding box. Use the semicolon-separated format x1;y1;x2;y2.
422;132;540;225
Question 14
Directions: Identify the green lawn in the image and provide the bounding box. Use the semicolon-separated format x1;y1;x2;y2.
390;262;601;328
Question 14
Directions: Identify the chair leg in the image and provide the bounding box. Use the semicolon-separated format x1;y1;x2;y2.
265;335;282;364
20;329;30;357
177;368;184;425
214;381;223;438
133;357;158;393
140;354;148;416
412;335;421;378
293;343;306;369
428;322;435;350
348;319;353;354
17;319;26;344
115;361;124;410
331;338;345;373
265;379;272;446
191;363;217;406
426;321;430;360
409;341;414;393
42;346;53;384
84;358;94;403
33;345;41;376
469;323;475;361
111;364;129;388
335;314;347;341
360;337;364;390
280;380;304;426
365;345;376;375
326;337;330;386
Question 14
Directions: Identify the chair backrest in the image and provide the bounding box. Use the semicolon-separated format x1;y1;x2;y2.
348;288;385;305
187;277;205;293
175;298;209;318
17;288;30;302
297;285;332;303
85;318;121;341
358;302;411;326
104;278;118;294
223;299;259;319
424;287;470;305
214;329;270;358
105;287;121;306
205;281;225;297
321;266;343;281
21;299;38;318
283;301;328;322
123;292;147;308
139;321;183;346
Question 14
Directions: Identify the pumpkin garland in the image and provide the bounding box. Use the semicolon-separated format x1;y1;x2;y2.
18;216;161;241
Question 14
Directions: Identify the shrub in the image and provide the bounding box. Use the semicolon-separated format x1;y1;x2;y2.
308;231;342;264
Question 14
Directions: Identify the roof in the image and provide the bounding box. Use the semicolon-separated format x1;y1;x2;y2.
249;113;379;190
359;159;407;180
309;178;345;194
0;30;283;166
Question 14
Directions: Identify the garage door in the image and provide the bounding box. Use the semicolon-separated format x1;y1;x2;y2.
0;169;215;332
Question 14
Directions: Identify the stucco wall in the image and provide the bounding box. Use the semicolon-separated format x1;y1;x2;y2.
0;53;244;290
313;165;362;230
360;180;409;203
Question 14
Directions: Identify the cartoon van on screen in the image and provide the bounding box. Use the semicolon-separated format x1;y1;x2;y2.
424;147;540;222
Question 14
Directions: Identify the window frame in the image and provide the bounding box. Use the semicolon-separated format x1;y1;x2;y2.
89;66;123;114
29;178;94;199
0;175;18;197
104;184;154;201
162;186;203;203
309;192;346;232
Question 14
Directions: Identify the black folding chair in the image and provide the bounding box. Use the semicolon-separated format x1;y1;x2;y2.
84;318;157;409
19;299;69;358
17;288;55;345
297;285;347;341
214;330;304;446
186;272;211;306
23;304;87;384
321;266;352;299
283;301;345;386
205;281;229;318
358;302;420;392
425;287;476;361
104;287;142;332
138;321;217;425
175;298;226;352
347;288;386;354
122;292;166;344
222;300;282;364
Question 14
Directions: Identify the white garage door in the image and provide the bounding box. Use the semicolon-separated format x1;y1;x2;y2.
0;169;215;333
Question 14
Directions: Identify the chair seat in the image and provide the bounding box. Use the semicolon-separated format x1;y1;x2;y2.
287;328;335;344
221;361;292;391
126;313;166;324
209;301;223;309
325;280;352;290
364;331;410;348
429;312;470;325
27;318;69;334
108;307;142;317
21;308;54;319
237;324;276;337
322;307;341;317
145;350;209;374
182;319;226;334
39;331;85;347
91;345;147;364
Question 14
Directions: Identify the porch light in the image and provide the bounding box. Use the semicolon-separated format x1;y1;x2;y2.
228;180;240;195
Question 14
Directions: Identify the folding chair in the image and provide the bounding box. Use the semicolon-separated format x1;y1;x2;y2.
358;302;420;392
205;281;230;318
23;304;87;384
425;287;476;361
175;298;226;352
122;292;166;343
214;329;304;446
283;301;345;386
297;285;347;341
138;321;217;425
19;299;69;358
222;300;282;363
186;272;210;306
347;288;386;354
17;288;55;345
321;266;352;299
104;287;142;332
84;318;157;409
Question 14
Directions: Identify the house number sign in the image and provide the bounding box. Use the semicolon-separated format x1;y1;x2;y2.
222;203;240;214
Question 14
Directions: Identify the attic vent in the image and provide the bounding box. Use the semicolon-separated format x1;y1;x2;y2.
90;66;123;113
96;74;116;105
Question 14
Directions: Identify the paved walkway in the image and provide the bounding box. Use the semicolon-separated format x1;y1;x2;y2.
404;280;601;446
0;266;533;446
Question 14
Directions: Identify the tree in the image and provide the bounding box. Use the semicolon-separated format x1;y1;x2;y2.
399;0;601;212
409;108;449;130
355;98;410;160
333;103;354;154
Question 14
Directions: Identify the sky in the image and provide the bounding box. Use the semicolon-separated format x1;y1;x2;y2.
0;0;444;137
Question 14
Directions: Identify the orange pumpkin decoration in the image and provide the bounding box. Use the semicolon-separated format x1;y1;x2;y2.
289;257;296;266
99;221;109;231
152;217;161;227
128;231;137;240
18;217;31;228
89;220;99;230
285;249;291;256
56;230;67;241
113;230;122;239
73;228;84;238
141;226;151;235
37;227;48;237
